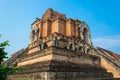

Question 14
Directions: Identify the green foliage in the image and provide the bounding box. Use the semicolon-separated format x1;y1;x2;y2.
0;65;25;80
0;40;9;65
0;35;24;80
0;36;9;79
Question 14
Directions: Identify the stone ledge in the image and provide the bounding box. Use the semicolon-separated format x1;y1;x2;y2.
9;60;113;79
20;46;99;62
17;46;100;67
19;60;106;72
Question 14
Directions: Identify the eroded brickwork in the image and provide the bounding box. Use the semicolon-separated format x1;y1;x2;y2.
7;8;120;80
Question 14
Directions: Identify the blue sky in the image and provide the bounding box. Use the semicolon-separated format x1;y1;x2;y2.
0;0;120;57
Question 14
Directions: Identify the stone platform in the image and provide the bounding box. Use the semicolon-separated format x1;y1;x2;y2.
7;47;114;80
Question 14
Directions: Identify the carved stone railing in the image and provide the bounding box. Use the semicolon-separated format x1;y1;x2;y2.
28;32;94;55
95;47;120;71
5;48;28;67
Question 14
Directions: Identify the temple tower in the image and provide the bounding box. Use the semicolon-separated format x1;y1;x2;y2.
28;8;92;54
7;8;116;80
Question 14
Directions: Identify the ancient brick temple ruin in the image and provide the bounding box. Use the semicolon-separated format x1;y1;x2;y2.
7;8;120;80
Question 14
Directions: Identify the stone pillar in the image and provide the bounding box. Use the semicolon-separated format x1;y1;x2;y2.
42;20;52;37
52;19;59;34
38;21;43;40
66;19;75;37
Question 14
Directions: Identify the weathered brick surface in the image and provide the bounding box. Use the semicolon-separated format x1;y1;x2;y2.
7;8;120;80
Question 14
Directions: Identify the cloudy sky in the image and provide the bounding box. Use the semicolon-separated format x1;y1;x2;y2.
0;0;120;57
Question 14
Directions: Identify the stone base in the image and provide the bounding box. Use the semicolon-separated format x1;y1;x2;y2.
8;72;114;80
8;60;114;80
7;47;116;80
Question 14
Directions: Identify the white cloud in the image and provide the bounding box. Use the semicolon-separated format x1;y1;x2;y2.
92;35;120;48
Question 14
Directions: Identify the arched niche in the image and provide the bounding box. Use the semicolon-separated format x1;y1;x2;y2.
32;30;36;42
83;28;89;43
29;24;39;44
79;22;91;45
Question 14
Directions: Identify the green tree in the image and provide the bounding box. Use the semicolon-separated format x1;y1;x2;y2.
0;40;9;65
0;34;9;80
0;35;24;80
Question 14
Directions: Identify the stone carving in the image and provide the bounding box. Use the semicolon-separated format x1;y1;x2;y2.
83;44;87;54
78;22;84;39
39;39;43;50
75;40;79;51
29;24;39;44
72;40;75;50
75;40;83;52
83;44;90;54
29;32;34;44
41;39;48;50
52;34;60;47
67;38;75;50
86;48;90;54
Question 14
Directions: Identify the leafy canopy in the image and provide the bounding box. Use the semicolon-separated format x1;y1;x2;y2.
0;35;24;80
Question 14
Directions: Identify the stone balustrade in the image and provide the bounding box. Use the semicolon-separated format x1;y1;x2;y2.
28;32;94;55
